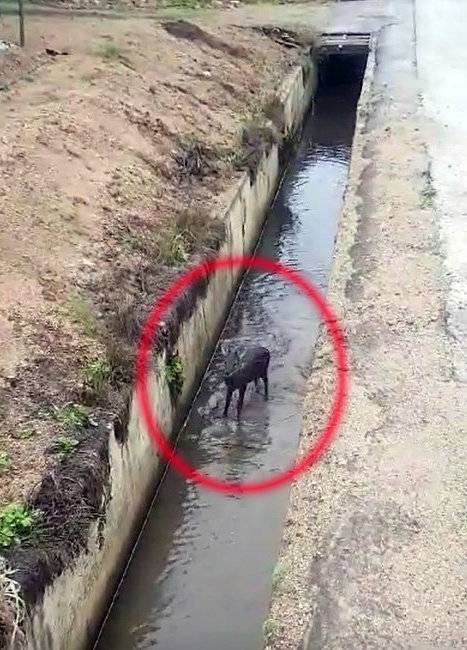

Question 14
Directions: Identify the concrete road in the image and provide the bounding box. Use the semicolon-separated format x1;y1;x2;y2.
416;0;467;382
265;1;467;648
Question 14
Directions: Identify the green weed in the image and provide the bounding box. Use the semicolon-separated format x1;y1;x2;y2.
421;184;436;208
65;293;98;337
80;72;95;83
158;231;189;265
0;452;11;475
0;504;39;549
125;228;189;267
156;5;201;19
125;204;223;266
83;358;111;395
51;435;80;459
271;560;289;592
96;41;123;62
160;0;210;8
165;353;184;399
54;403;89;429
221;145;243;167
263;618;279;642
15;427;36;440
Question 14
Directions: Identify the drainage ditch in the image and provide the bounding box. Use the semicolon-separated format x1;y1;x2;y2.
95;46;368;650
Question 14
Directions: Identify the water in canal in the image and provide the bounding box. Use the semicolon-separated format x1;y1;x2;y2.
96;55;366;650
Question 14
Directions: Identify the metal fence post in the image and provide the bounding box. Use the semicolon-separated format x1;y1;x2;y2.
18;0;25;46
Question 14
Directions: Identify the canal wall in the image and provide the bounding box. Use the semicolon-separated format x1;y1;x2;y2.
19;59;318;650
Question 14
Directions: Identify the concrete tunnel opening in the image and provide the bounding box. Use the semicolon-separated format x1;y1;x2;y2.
316;32;370;86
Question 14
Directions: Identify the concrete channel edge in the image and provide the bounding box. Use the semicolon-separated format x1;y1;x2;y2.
18;58;318;650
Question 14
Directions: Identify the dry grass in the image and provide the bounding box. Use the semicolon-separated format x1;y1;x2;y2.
0;558;26;648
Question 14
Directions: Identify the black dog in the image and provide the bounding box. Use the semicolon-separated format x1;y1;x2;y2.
223;346;270;419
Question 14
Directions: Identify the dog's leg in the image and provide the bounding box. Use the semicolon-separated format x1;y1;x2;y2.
262;373;268;400
223;386;233;417
237;385;247;420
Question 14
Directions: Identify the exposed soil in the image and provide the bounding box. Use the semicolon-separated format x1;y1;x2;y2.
0;12;294;503
0;0;325;16
0;11;304;641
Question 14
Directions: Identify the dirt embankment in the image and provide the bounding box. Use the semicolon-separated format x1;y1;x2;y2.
0;14;307;644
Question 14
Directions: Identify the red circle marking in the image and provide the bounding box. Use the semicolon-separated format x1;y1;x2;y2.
135;255;349;495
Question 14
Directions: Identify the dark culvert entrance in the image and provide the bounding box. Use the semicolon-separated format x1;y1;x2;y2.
95;43;369;650
320;52;368;84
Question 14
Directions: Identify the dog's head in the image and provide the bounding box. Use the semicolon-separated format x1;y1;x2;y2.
224;348;240;374
223;347;241;385
223;373;234;388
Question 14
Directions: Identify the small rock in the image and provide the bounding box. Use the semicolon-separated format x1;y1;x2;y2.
207;394;218;409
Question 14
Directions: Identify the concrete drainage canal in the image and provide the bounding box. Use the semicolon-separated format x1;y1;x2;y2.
94;43;369;650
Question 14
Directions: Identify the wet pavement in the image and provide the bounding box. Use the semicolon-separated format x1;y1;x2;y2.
95;67;364;650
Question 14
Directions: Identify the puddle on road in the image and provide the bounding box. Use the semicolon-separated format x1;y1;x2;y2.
96;54;366;650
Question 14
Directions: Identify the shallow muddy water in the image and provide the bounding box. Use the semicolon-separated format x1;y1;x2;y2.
95;62;365;650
